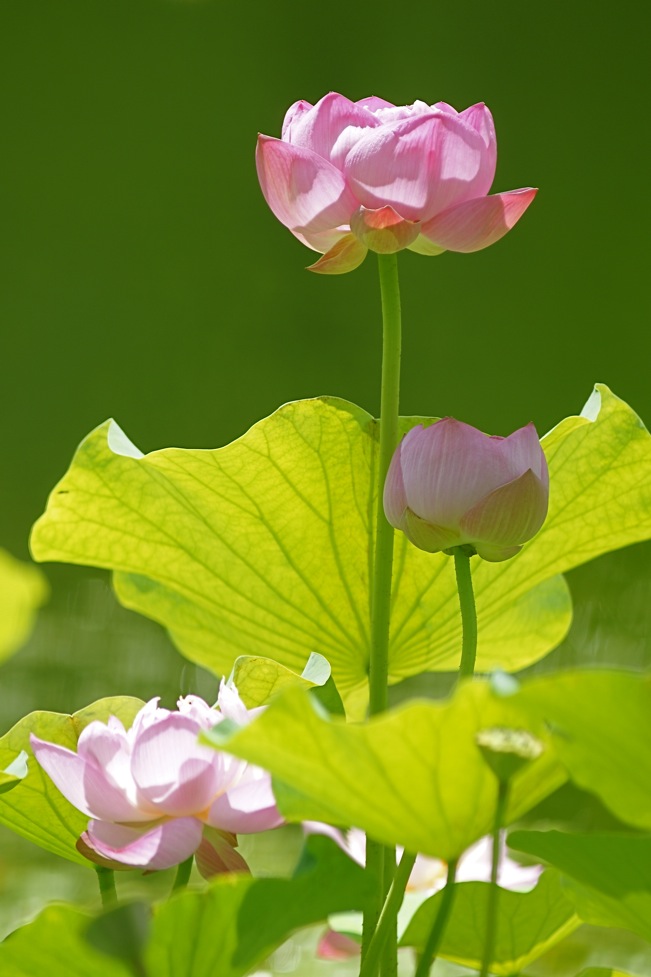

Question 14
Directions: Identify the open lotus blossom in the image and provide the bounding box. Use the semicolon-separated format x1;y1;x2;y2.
256;92;537;274
30;683;282;874
384;418;549;562
310;825;541;960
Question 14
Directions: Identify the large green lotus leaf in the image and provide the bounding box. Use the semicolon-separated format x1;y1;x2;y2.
0;696;143;864
231;651;330;707
401;871;579;975
0;905;130;977
203;679;565;861
516;671;651;831
525;925;651;977
0;549;48;664
0;837;372;977
509;831;651;944
30;385;651;715
145;835;372;977
579;971;636;976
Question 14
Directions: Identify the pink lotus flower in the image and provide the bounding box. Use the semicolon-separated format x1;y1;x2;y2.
384;418;549;562
256;92;537;274
31;684;282;873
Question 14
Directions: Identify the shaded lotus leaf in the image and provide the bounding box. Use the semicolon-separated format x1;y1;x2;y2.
401;870;579;975
509;830;651;944
516;670;651;831
30;385;651;715
0;549;48;664
203;679;565;861
0;697;144;864
523;924;651;977
0;836;372;977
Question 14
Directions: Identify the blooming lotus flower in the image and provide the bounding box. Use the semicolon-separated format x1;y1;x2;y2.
31;684;282;873
256;92;537;274
384;418;549;562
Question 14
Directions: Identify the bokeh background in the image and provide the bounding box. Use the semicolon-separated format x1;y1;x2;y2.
0;0;650;954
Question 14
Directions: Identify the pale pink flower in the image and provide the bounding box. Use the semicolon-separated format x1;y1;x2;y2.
384;418;549;562
310;825;541;960
31;684;282;873
256;92;537;274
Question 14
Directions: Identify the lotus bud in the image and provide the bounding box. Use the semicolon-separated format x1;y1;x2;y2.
383;418;549;562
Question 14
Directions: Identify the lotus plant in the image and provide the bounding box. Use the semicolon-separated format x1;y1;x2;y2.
30;683;282;873
256;92;537;273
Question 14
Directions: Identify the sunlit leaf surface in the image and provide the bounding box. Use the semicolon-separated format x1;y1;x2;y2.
0;549;47;664
0;697;143;864
30;386;651;714
203;679;565;860
401;871;579;975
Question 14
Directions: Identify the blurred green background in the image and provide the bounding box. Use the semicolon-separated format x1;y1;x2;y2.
0;0;650;947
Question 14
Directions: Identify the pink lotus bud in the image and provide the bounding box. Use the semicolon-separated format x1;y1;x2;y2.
383;418;549;562
30;683;282;872
256;93;537;273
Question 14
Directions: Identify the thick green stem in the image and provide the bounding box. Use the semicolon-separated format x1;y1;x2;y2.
413;858;459;977
480;781;510;977
95;866;117;908
359;851;417;977
172;855;194;892
454;548;478;679
369;251;402;714
362;252;402;970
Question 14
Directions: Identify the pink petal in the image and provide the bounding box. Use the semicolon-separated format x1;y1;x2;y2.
206;773;283;833
383;439;408;528
399;420;517;528
176;695;220;729
30;735;94;817
131;714;220;816
30;735;148;822
350;205;420;254
307;233;368;274
84;817;203;871
460;468;549;550
281;99;313;141
458;834;542;891
283;91;379;168
293;226;351;254
356;96;395;111
403;509;463;553
195;831;250;879
421;188;537;253
216;681;251;726
458;103;496;183
343;111;494;222
317;929;361;960
499;423;549;489
256;135;359;241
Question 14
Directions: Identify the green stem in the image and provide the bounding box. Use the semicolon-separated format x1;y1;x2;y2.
95;866;117;908
454;547;478;679
480;781;510;977
369;251;402;714
172;855;194;892
359;851;417;977
362;253;402;966
413;858;459;977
